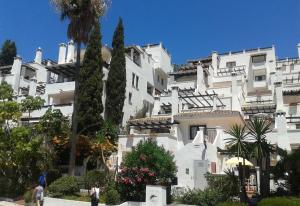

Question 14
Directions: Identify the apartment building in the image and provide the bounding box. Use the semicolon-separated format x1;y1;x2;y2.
118;43;300;189
0;41;172;127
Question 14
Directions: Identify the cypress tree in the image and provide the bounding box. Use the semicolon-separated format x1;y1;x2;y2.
105;18;126;126
77;23;104;136
0;40;17;66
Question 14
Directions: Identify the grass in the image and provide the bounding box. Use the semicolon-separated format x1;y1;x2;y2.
258;197;300;206
216;201;247;206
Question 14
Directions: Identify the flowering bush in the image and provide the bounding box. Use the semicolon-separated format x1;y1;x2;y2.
117;139;177;202
117;166;157;201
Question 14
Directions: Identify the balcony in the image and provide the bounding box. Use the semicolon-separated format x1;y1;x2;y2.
253;80;267;88
27;103;73;119
46;81;75;95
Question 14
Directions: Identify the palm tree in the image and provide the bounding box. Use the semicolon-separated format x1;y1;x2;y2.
50;0;110;175
225;124;249;203
247;116;273;197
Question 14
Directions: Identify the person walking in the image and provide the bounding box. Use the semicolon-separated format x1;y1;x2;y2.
32;183;44;206
90;183;100;206
38;172;47;189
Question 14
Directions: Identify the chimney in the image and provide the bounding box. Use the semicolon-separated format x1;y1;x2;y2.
171;86;179;117
212;51;218;71
11;56;22;94
297;43;300;59
275;82;283;112
58;43;67;64
34;47;42;64
196;64;204;92
66;40;75;63
231;72;240;111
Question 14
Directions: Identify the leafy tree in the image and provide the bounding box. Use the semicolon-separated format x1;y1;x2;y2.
0;83;51;197
0;40;17;66
105;18;126;126
0;81;13;100
50;0;110;175
225;124;249;203
273;147;300;195
0;81;21;126
247;117;273;197
77;22;103;136
117;139;177;202
21;96;45;120
37;108;70;139
91;121;118;171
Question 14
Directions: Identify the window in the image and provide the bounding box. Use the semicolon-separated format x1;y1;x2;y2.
190;125;207;140
133;50;141;66
147;82;154;96
185;168;189;175
252;55;266;63
132;73;135;88
255;75;266;81
296;124;300;129
161;78;164;86
136;76;139;89
128;92;132;105
226;61;236;68
157;75;160;82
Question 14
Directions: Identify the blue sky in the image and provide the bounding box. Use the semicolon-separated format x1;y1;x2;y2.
0;0;300;64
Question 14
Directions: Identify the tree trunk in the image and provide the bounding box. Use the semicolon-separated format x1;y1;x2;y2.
68;42;81;176
238;163;248;203
258;158;264;197
263;155;270;197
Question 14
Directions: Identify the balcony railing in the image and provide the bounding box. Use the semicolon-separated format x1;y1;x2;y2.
216;65;246;76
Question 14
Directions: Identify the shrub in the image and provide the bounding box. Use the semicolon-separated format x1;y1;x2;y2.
105;189;121;205
258;197;300;206
216;202;247;206
48;176;79;197
176;188;227;206
117;140;177;202
46;169;62;186
24;189;33;203
206;169;239;199
82;170;107;189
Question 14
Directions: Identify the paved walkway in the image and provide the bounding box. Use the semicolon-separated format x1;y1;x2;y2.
44;197;105;206
0;202;21;206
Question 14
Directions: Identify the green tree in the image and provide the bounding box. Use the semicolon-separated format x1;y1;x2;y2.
0;81;21;126
247;117;273;197
50;0;110;175
21;96;45;120
105;18;126;126
92;121;117;171
0;40;17;66
77;22;103;136
118;139;177;202
273;147;300;195
225;124;249;203
36;108;70;153
0;82;51;197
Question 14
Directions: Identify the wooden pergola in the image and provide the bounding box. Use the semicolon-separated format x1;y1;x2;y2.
129;119;178;129
178;88;225;109
46;63;77;78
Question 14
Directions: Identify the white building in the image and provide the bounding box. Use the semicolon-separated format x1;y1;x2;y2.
0;41;172;127
118;43;300;189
